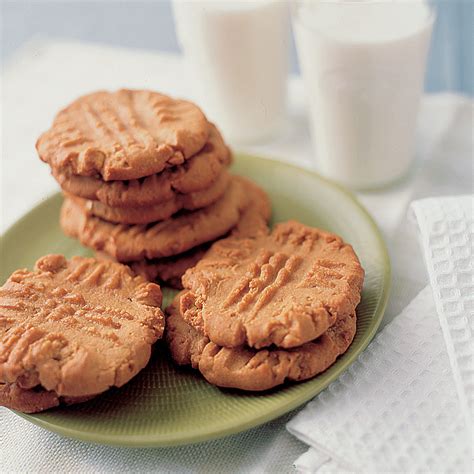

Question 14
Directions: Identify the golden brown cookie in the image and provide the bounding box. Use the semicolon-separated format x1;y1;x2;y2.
0;255;164;413
36;89;209;181
166;292;356;391
60;176;250;262
181;221;364;349
51;123;232;208
69;171;230;225
95;177;272;288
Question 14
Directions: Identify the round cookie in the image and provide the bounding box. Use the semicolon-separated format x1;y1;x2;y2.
51;123;232;208
95;177;272;288
36;89;209;181
181;221;364;349
60;176;250;262
69;171;230;225
166;292;356;391
0;255;164;413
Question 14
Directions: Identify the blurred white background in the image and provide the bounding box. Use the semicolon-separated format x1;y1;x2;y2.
1;0;472;95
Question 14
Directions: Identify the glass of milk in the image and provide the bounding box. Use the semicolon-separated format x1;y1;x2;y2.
292;0;435;189
173;0;289;144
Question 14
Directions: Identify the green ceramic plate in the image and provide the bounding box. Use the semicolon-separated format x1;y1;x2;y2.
0;154;390;447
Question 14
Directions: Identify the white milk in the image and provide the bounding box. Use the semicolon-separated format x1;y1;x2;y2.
293;0;434;188
173;0;289;144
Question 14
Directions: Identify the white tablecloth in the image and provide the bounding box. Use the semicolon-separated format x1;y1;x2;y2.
1;39;472;473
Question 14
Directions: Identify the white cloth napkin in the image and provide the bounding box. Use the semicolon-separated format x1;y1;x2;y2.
1;40;473;473
287;195;473;472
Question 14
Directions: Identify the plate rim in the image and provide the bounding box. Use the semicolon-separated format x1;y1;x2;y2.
2;154;391;448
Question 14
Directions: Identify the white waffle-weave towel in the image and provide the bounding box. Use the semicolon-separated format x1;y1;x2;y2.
410;195;473;425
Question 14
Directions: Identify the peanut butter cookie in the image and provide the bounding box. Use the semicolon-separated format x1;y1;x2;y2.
51;123;231;207
181;221;364;349
37;89;209;181
166;292;356;391
0;255;164;413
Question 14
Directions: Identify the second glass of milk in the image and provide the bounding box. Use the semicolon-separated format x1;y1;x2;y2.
293;0;434;189
173;0;289;145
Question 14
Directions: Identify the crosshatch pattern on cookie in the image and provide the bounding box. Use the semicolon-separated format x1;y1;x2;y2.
181;221;364;349
37;89;210;181
0;255;164;412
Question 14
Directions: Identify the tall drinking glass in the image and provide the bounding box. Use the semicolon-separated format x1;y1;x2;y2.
173;0;289;145
292;0;435;189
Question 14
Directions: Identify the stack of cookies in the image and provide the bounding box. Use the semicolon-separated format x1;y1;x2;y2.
36;89;270;288
166;221;364;391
